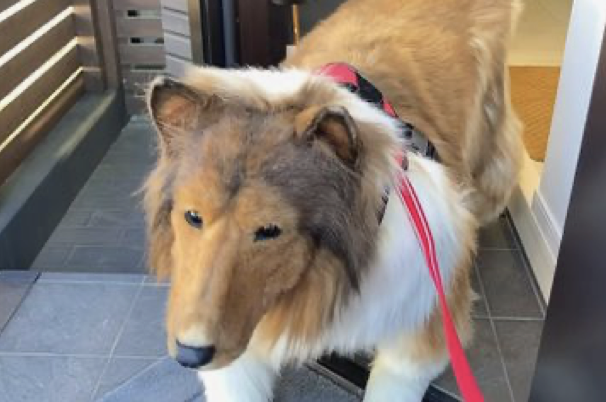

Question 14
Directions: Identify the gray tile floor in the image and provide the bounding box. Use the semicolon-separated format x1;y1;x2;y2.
1;119;545;401
30;119;153;274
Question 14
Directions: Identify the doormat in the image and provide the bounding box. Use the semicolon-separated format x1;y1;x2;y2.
509;66;561;162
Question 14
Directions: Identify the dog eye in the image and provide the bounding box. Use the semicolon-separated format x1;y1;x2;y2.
184;210;203;229
254;225;282;242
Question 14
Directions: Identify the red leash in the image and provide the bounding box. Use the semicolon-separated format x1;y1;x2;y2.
399;174;485;402
315;62;484;400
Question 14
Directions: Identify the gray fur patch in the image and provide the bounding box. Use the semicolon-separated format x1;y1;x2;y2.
262;141;376;291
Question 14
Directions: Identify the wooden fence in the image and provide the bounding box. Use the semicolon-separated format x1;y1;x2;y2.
0;0;194;183
0;0;84;185
112;0;169;113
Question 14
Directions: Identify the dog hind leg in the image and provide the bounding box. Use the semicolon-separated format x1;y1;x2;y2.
467;0;524;224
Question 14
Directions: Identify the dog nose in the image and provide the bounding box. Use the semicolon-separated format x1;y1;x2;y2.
175;340;216;369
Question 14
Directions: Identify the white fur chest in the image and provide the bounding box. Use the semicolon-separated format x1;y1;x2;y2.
267;156;472;364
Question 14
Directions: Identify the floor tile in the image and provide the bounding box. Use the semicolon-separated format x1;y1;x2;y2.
143;275;170;286
75;183;141;202
114;286;168;358
30;245;72;270
98;358;200;402
0;356;105;402
479;216;519;250
494;320;543;402
32;119;154;275
471;265;488;318
72;193;140;210
65;246;143;273
0;284;30;333
90;210;145;228
87;169;148;185
37;272;145;284
46;227;125;246
91;164;150;183
0;272;38;333
123;227;146;249
0;283;139;355
93;357;158;399
0;271;39;283
476;250;543;319
60;210;94;227
434;319;513;402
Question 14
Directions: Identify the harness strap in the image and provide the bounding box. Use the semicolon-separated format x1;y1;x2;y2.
317;63;485;401
315;62;437;161
399;174;484;402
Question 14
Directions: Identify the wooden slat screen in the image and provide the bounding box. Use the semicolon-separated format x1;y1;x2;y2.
115;15;163;37
112;0;167;114
160;0;187;13
0;44;80;144
0;0;69;57
118;43;166;65
160;2;195;77
0;0;21;15
112;0;161;11
0;14;74;100
0;0;81;185
0;73;84;186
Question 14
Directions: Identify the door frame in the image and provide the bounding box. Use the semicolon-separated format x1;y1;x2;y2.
528;19;606;400
508;0;606;301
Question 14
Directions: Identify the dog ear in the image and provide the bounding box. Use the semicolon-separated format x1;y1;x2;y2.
295;105;361;169
147;76;224;157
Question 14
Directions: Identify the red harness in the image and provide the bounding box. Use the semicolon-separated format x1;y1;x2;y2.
317;63;485;402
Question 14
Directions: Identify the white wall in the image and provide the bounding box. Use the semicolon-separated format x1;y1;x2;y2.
509;0;606;300
537;0;606;257
509;0;572;66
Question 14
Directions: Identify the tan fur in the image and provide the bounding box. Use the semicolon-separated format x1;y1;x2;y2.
164;174;316;365
258;248;350;350
285;0;523;224
143;0;521;385
144;76;398;366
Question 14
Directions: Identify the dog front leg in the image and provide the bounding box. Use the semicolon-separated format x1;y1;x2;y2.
198;351;277;402
364;348;448;402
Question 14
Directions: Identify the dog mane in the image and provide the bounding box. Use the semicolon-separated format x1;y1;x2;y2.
143;66;405;347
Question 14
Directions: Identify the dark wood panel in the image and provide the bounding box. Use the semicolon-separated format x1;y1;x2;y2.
72;0;103;91
161;8;190;36
0;45;80;144
118;43;166;65
0;0;69;58
0;73;84;186
115;16;163;38
94;0;123;89
0;15;75;100
0;0;20;14
112;0;161;11
161;0;188;12
236;0;291;67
